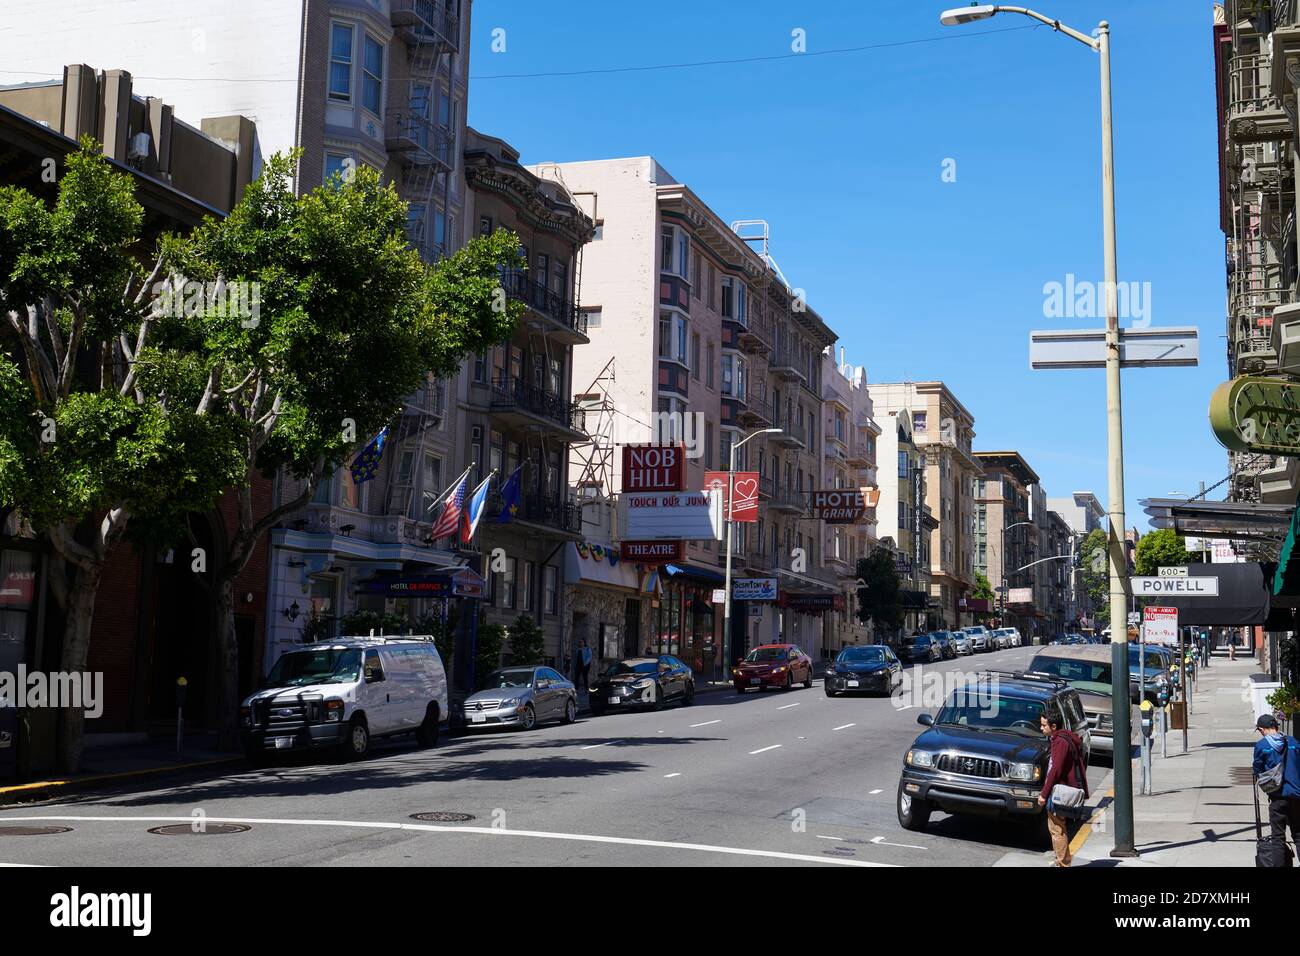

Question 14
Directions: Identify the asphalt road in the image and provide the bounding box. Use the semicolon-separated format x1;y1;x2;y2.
0;644;1107;867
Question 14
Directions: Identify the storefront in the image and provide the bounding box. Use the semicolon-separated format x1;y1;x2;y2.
564;541;647;677
653;564;723;678
0;522;41;782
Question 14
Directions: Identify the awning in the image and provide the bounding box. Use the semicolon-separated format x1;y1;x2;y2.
900;590;929;610
356;567;486;599
564;542;641;591
663;563;726;585
1140;498;1293;541
1162;562;1272;625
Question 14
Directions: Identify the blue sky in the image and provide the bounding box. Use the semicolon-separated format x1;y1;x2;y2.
468;1;1224;527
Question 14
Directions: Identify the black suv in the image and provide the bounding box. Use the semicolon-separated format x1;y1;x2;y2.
898;632;941;664
897;671;1091;833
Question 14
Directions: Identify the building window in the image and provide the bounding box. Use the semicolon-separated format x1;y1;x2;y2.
706;342;715;389
692;251;702;298
362;35;383;113
479;216;493;237
721;276;733;318
691;332;701;380
544;565;558;615
660;225;674;273
470;426;483;482
473;351;488;384
329;23;354;101
582;307;601;329
323;153;351;186
502;557;518;609
914;412;927;433
521;561;535;613
705;422;714;469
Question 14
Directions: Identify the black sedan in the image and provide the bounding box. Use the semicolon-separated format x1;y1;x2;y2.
824;645;902;697
898;632;942;664
589;656;694;716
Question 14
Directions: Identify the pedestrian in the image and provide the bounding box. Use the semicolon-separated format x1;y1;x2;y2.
1037;708;1089;867
578;639;592;694
1253;714;1300;853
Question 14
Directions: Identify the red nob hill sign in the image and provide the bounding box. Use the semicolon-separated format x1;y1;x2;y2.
622;444;685;492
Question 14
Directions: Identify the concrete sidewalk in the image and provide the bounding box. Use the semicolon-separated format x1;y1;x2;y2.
999;651;1269;867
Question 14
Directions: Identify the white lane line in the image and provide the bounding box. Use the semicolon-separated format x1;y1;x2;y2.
689;720;721;728
663;772;681;778
869;789;883;795
580;741;617;750
871;836;927;850
749;744;782;755
815;835;844;841
832;723;856;731
777;702;800;710
0;814;897;868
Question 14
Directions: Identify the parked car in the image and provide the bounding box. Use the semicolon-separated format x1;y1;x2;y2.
950;632;973;655
993;629;1013;650
931;631;958;660
732;644;814;692
240;637;447;764
897;671;1091;834
962;626;992;653
898;632;943;664
1004;628;1024;648
460;666;577;731
1127;643;1173;704
591;656;695;714
1027;645;1136;762
824;645;902;697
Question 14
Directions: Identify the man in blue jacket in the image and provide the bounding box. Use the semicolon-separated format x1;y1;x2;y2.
1253;714;1300;846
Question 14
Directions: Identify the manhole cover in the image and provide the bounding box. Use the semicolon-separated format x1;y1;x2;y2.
410;811;475;823
0;825;72;836
147;823;251;836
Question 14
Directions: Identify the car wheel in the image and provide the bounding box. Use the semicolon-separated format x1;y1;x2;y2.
825;686;838;698
651;684;664;711
733;683;745;694
803;668;813;689
590;701;606;717
415;703;440;747
782;672;793;692
340;716;369;761
520;704;537;731
897;780;932;831
562;697;577;724
682;682;695;706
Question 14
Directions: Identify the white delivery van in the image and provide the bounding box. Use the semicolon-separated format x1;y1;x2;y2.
240;637;448;764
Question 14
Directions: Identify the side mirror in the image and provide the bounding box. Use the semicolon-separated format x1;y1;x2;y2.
917;713;934;727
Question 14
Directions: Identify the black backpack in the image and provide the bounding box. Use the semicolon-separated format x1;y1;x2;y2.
1253;782;1295;868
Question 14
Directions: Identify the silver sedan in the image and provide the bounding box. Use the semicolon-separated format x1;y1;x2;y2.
460;666;578;731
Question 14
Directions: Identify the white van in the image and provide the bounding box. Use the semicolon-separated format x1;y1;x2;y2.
240;637;448;763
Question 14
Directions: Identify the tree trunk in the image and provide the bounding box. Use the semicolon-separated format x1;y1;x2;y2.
57;564;103;773
214;570;241;751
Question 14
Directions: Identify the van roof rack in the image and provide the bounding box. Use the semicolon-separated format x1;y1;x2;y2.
980;669;1070;688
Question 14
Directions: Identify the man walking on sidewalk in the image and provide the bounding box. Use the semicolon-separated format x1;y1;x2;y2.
1253;714;1300;848
1037;710;1089;867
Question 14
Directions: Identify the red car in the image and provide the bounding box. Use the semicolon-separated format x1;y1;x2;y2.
733;644;814;692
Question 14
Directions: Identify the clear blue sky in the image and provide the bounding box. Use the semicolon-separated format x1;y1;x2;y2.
468;1;1224;528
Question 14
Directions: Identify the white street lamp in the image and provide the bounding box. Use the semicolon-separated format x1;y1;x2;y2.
723;428;782;675
940;3;1136;858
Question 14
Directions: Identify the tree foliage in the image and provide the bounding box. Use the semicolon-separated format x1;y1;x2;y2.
1078;528;1110;620
855;547;903;633
1134;529;1192;577
506;614;546;666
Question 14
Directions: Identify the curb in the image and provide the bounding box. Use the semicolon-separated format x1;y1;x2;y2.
0;756;244;808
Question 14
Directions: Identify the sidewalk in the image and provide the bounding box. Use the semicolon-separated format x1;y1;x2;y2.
999;651;1267;867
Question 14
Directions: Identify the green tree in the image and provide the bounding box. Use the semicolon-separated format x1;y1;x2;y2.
855;547;903;635
337;609;410;636
475;623;506;686
172;155;524;748
972;572;996;602
0;144;246;771
506;614;546;666
1134;529;1192;577
1078;528;1110;621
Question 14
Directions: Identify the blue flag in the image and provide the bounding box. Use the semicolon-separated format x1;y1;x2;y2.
496;465;523;523
350;427;388;484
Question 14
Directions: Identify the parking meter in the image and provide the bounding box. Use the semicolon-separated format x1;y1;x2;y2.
175;676;188;754
1139;699;1154;738
1139;699;1155;795
1157;682;1169;707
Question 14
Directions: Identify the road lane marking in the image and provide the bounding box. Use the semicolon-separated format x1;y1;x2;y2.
689;720;721;728
749;744;782;755
871;836;926;850
0;814;897;868
832;723;856;731
580;742;616;750
663;773;681;778
777;703;800;710
869;789;883;795
815;835;844;841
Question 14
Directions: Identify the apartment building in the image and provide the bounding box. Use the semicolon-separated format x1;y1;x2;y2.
820;352;884;651
1213;0;1300;503
0;74;265;770
552;157;839;675
867;382;980;629
973;452;1040;637
0;0;479;674
1048;492;1105;538
873;405;937;639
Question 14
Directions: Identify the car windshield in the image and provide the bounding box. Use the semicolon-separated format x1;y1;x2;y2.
603;660;658;676
838;647;885;662
745;647;789;662
1127;646;1166;671
1030;657;1112;695
914;635;931;645
485;668;535;689
264;648;362;688
935;691;1046;736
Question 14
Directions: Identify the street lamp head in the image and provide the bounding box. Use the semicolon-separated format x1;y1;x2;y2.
940;4;997;25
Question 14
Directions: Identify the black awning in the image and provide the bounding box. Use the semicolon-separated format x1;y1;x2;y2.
1162;562;1271;625
900;590;928;610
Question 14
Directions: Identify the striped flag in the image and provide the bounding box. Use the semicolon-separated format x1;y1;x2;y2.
460;472;495;544
429;471;469;540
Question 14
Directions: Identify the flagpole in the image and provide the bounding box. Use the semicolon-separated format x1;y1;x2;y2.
425;462;476;515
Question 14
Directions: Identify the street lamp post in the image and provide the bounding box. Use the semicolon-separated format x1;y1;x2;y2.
940;3;1136;857
1001;520;1036;628
723;428;782;676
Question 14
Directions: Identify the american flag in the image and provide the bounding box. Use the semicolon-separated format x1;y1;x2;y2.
429;472;469;540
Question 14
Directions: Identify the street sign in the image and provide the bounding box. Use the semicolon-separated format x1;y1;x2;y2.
1158;566;1188;578
1143;606;1178;645
1132;576;1220;597
1029;326;1199;370
1209;375;1300;455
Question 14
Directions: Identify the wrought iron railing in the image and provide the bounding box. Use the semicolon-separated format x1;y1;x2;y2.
497;270;585;334
490;375;581;431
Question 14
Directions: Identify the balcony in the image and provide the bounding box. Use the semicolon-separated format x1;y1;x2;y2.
737;393;773;428
768;345;805;382
489;376;586;441
1227;55;1291;144
391;0;460;55
768;485;808;514
1236;329;1279;374
497;270;588;344
486;490;582;538
386;112;454;173
737;313;772;355
771;415;807;449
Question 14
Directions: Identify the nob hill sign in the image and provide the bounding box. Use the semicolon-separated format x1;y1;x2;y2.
621;445;685;492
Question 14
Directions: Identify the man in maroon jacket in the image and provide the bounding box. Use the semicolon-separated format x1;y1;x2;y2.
1036;710;1089;867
